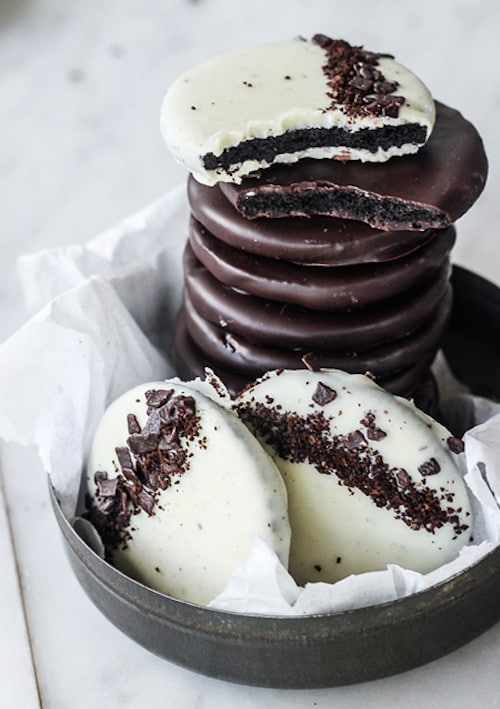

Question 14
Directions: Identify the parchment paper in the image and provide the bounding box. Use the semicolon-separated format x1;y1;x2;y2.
1;185;500;615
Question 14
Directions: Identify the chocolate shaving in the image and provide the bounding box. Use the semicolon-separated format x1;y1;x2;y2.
127;431;160;454
127;414;141;434
359;411;387;441
138;488;156;515
85;391;202;552
311;35;405;119
301;352;319;372
95;471;117;498
393;468;410;488
116;446;133;471
312;381;337;406
447;436;465;454
418;457;441;476
145;388;173;412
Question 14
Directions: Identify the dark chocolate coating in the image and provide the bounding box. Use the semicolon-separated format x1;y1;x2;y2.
182;286;452;378
172;311;439;402
219;103;488;231
188;176;434;265
184;246;452;351
188;219;455;311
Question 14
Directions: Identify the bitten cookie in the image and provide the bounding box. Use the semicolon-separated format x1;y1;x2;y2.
219;103;487;229
162;35;435;185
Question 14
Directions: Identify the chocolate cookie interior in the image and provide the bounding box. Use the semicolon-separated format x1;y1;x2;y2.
220;103;487;230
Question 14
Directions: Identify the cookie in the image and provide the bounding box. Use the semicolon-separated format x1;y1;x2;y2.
181;286;452;380
162;36;435;185
164;35;486;414
219;103;487;228
173;310;439;406
85;381;290;605
187;220;455;310
233;369;472;584
188;174;435;265
184;248;451;351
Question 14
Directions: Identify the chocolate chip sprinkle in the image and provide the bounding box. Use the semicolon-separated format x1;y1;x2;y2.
359;411;387;441
85;391;202;553
311;35;405;119
447;436;465;454
393;468;410;489
127;413;141;434
418;458;441;476
236;400;467;536
312;381;337;406
301;352;319;372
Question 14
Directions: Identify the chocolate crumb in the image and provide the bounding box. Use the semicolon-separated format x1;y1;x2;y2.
366;426;387;441
236;402;466;536
336;557;342;564
360;412;375;426
314;564;322;572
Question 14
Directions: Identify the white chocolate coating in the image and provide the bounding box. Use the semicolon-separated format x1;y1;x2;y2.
161;39;435;185
234;369;472;585
86;380;290;605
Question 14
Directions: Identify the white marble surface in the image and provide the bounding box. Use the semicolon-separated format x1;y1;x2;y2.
1;1;500;706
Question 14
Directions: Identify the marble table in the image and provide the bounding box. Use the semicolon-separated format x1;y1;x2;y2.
2;1;500;706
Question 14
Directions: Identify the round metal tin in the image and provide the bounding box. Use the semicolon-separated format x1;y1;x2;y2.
50;265;500;688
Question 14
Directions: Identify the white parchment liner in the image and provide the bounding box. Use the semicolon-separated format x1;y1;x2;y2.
1;185;500;616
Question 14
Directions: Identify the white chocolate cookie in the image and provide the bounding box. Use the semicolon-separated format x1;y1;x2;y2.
233;369;472;585
161;35;435;185
85;380;290;605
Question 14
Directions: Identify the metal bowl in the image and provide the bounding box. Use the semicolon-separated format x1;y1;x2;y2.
50;265;500;688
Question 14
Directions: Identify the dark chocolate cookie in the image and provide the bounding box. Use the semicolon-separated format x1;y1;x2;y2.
188;219;455;310
220;103;487;230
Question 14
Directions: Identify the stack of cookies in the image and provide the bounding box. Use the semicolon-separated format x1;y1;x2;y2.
161;35;487;409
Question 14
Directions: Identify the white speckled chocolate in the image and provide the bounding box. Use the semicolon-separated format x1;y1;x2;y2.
85;380;290;605
234;369;472;585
